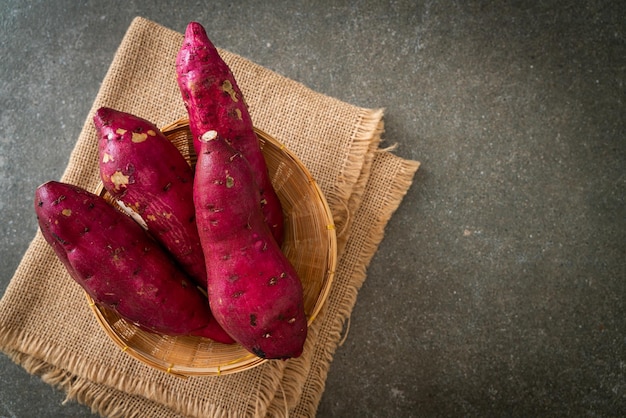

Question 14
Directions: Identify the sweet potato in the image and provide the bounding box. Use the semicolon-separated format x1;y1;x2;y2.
34;180;235;344
193;130;307;359
93;107;208;288
176;21;285;246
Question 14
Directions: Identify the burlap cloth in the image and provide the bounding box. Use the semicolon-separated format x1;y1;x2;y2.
0;18;419;417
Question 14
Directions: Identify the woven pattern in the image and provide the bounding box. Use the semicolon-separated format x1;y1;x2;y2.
0;17;419;417
91;122;337;376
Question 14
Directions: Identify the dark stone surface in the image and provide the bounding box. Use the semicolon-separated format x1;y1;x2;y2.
1;1;624;416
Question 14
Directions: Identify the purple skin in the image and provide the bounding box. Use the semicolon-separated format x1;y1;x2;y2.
93;107;208;289
176;21;285;247
194;130;307;359
34;180;235;344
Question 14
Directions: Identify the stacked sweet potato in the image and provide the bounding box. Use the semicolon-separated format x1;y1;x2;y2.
34;22;307;360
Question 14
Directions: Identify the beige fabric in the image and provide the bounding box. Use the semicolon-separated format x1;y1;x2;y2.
0;17;419;417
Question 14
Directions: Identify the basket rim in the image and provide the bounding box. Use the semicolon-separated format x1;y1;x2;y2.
88;119;337;376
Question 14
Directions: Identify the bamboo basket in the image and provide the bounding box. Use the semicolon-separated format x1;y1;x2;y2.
90;118;337;376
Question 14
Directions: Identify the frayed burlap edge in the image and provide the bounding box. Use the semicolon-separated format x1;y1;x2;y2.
291;154;420;417
264;153;420;417
0;326;285;418
7;349;187;418
324;108;384;250
263;285;324;417
335;118;384;258
264;117;384;417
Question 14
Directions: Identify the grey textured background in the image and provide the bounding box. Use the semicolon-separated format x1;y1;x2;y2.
1;1;624;417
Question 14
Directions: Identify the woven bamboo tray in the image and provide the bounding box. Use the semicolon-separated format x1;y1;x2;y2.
90;118;337;376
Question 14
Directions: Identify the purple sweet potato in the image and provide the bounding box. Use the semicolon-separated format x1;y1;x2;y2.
176;21;284;246
193;130;307;359
93;107;208;288
34;180;235;344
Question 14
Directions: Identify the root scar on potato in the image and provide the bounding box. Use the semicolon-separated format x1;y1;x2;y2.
200;130;218;142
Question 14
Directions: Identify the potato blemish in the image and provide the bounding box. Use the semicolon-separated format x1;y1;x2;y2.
221;80;238;102
111;171;130;190
131;132;148;143
115;128;127;135
62;209;72;217
102;153;114;163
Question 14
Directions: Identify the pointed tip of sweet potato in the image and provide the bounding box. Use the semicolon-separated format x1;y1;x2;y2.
185;21;211;44
93;107;161;141
35;180;81;204
93;106;116;130
180;21;220;61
